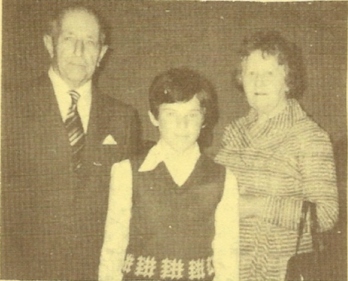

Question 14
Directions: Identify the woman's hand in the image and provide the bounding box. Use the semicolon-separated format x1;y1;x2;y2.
239;195;266;219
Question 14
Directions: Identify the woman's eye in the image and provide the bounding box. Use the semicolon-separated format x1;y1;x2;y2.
166;112;175;117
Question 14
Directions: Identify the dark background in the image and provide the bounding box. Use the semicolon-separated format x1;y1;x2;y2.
2;0;347;277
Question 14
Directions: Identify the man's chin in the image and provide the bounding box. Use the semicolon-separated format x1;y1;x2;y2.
63;72;89;88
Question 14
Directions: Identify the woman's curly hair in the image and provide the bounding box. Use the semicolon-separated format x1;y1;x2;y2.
235;30;306;99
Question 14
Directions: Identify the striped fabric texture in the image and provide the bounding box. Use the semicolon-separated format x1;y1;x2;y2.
215;99;338;281
65;90;85;171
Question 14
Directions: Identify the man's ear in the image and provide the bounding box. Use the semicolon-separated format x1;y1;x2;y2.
43;35;54;58
148;111;159;127
97;45;108;67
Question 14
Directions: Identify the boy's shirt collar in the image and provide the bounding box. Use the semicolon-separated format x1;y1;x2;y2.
138;140;201;174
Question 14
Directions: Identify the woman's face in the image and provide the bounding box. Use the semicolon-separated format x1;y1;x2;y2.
241;50;289;117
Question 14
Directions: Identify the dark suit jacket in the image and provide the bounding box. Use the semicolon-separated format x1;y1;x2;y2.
1;75;140;280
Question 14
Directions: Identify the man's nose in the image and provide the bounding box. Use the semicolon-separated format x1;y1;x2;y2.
74;40;84;56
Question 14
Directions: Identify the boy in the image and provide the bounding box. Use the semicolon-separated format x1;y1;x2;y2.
99;68;239;281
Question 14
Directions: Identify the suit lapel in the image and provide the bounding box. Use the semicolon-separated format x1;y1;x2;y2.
32;75;71;153
23;75;72;175
85;88;110;147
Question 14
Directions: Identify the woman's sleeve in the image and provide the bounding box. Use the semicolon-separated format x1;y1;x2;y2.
213;168;239;281
262;130;338;232
98;160;133;281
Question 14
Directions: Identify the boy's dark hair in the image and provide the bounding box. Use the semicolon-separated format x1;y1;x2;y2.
149;67;218;130
235;30;306;99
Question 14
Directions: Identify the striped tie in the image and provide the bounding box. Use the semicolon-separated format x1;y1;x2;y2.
65;90;85;171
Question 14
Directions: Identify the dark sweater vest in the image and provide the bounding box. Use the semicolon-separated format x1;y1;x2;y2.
122;154;225;280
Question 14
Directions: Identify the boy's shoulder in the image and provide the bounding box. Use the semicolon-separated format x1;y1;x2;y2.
129;153;148;172
199;154;226;176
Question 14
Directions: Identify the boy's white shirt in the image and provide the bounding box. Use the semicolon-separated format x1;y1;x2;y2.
98;141;239;281
139;139;201;186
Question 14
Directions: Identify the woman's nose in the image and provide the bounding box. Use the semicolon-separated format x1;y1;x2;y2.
255;74;264;87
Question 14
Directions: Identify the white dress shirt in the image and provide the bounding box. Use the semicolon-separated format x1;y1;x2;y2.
98;141;239;281
48;67;92;132
139;139;201;186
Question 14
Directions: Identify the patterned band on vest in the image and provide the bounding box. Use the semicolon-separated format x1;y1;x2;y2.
65;90;85;171
122;254;214;280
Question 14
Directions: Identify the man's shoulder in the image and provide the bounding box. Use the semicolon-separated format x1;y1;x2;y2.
94;88;135;114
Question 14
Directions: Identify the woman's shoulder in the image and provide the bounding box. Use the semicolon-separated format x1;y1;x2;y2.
290;116;332;147
223;115;247;131
293;116;329;136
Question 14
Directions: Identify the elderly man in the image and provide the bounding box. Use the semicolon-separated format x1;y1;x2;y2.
1;5;140;280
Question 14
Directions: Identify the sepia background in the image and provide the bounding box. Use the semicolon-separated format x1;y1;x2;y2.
2;0;347;278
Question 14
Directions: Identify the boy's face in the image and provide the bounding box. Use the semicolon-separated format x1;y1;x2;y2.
149;95;204;153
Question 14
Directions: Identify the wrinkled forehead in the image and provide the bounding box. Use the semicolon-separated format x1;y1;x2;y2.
60;10;101;36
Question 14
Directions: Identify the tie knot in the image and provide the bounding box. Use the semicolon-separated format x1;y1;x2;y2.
69;90;80;105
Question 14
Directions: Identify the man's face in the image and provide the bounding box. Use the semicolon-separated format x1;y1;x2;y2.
149;95;204;153
44;10;108;89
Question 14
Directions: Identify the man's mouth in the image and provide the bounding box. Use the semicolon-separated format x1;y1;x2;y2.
70;62;85;67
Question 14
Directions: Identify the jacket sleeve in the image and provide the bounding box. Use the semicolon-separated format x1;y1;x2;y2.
262;130;338;232
98;160;133;281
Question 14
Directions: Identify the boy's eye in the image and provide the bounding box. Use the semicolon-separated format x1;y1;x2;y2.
189;112;199;118
165;111;175;117
248;71;254;76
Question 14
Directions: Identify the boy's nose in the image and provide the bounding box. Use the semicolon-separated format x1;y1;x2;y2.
176;116;189;128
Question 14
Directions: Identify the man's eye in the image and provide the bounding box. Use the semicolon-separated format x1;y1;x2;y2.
86;40;97;47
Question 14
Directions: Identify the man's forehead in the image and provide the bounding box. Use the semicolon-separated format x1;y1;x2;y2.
60;10;100;32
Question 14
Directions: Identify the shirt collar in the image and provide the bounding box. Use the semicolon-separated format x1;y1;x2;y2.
48;67;92;132
139;139;201;172
48;67;92;98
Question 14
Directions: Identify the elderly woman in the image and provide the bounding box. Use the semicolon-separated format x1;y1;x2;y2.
215;31;338;280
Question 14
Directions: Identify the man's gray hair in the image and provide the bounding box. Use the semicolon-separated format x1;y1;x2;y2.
46;4;107;45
